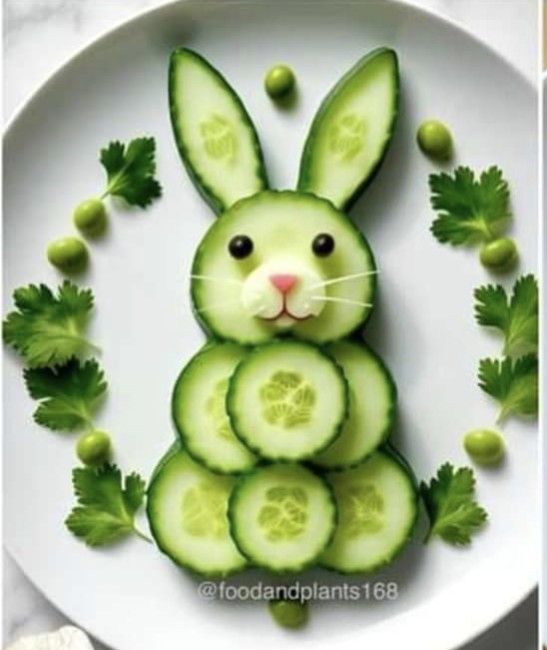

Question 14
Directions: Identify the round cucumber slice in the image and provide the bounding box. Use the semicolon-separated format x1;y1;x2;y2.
191;191;376;344
320;449;417;574
227;340;348;461
312;340;396;470
147;445;247;577
229;463;336;572
172;342;257;474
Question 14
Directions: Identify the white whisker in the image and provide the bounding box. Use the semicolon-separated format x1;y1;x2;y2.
191;274;243;285
311;296;373;308
311;270;379;290
193;299;244;315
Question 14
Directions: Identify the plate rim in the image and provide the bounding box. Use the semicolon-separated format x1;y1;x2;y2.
3;1;538;649
3;0;535;136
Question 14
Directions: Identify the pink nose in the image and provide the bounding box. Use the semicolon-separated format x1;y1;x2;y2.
270;274;297;294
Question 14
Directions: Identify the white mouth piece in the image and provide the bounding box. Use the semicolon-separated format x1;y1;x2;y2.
240;259;326;325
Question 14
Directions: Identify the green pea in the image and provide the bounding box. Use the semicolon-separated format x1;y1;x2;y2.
74;198;107;237
46;236;88;273
76;430;112;466
416;119;453;160
265;65;296;99
480;237;518;270
268;600;308;629
463;429;505;466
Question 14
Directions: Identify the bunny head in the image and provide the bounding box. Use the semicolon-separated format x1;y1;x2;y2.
170;48;399;344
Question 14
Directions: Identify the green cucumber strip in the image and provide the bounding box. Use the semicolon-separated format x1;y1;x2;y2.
169;48;268;213
298;48;399;210
229;463;336;572
147;445;247;577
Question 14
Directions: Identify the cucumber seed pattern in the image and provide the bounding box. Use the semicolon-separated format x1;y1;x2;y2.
200;114;236;161
182;482;229;538
339;483;384;537
258;486;309;541
259;371;316;428
329;114;366;162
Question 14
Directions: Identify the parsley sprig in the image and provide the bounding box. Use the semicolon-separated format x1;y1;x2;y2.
474;274;538;357
421;463;488;546
478;355;538;422
100;138;162;208
24;359;107;432
65;464;149;546
3;281;150;549
3;281;97;368
429;166;510;245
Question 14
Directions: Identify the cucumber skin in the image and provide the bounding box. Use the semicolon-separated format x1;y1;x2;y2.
227;463;339;574
171;341;255;475
169;48;269;214
319;446;419;575
309;337;398;472
148;440;182;485
226;339;350;461
190;190;378;345
146;442;248;578
384;442;420;495
297;48;400;212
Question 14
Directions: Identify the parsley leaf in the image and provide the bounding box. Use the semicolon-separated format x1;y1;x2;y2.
430;166;511;245
478;355;538;422
65;464;148;547
3;281;96;368
421;463;488;545
24;359;107;431
100;137;162;207
474;274;538;357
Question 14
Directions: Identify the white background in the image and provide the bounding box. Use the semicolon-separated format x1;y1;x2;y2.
3;1;539;648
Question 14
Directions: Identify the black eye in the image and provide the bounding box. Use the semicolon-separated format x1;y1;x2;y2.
228;235;254;259
312;233;335;257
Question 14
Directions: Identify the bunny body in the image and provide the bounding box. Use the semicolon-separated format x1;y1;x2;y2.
146;47;418;578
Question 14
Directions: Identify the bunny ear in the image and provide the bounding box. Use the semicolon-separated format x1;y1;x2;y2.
169;49;268;214
297;48;399;211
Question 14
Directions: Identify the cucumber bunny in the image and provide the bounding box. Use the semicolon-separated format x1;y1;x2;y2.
146;48;418;578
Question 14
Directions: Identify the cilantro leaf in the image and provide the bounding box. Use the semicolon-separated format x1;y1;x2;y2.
24;359;107;431
100;137;162;208
3;281;96;368
478;355;538;422
474;274;538;357
430;166;511;245
65;464;147;547
420;463;488;545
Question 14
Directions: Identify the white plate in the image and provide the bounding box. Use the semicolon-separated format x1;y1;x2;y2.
3;1;538;649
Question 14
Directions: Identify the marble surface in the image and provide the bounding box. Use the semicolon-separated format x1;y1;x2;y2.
3;1;539;648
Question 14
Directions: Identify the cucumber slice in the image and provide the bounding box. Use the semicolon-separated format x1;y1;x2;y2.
320;449;417;573
172;342;257;474
192;191;376;344
229;463;336;572
227;340;348;460
169;48;267;213
312;340;396;470
298;48;399;210
147;445;247;577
